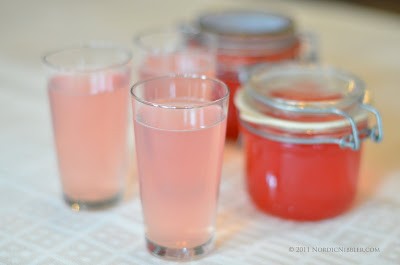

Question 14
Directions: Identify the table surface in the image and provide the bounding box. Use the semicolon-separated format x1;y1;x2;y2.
1;0;400;264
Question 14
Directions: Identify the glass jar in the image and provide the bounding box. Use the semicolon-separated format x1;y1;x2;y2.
184;10;317;140
235;64;383;220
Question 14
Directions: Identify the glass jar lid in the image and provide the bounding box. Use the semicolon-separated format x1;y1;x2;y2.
246;64;365;113
184;10;299;54
235;63;383;150
198;10;295;37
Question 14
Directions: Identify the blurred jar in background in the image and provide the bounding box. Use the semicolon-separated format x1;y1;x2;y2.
183;10;318;140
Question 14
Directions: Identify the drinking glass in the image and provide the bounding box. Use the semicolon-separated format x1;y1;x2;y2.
43;43;132;210
131;75;229;260
133;29;216;79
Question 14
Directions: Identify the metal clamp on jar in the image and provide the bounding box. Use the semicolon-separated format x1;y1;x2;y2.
235;63;383;220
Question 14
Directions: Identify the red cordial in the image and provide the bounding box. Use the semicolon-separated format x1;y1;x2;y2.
193;10;305;140
217;42;301;140
235;64;383;220
242;125;362;220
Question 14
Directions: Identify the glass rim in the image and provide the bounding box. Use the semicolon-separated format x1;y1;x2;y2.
42;42;132;73
130;74;229;110
133;28;187;54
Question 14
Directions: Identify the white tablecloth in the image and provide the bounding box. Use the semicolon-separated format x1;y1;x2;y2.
1;0;400;264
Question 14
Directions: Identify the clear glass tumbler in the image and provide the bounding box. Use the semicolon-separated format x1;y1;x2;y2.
133;29;216;79
43;43;132;210
131;75;229;260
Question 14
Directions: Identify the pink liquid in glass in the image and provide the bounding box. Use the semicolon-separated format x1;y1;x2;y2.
134;100;226;249
49;73;129;203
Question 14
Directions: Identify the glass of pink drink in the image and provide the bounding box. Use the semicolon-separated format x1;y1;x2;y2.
131;75;229;260
133;29;216;79
43;43;132;210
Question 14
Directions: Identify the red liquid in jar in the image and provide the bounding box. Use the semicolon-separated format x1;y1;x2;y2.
220;73;241;140
242;126;362;220
217;42;301;140
240;82;364;220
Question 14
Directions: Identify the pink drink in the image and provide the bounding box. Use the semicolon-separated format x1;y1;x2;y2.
49;73;129;204
134;100;226;249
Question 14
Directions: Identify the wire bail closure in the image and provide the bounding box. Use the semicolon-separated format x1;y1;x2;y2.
325;104;383;150
361;104;384;143
240;102;383;151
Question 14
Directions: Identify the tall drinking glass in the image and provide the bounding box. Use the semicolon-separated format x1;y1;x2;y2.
43;43;132;210
133;29;216;79
131;75;229;260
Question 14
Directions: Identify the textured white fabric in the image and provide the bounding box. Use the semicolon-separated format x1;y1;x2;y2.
1;0;400;264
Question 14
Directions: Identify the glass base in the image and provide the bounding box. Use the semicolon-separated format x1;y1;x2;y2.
146;237;214;261
63;192;122;211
